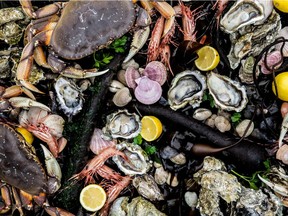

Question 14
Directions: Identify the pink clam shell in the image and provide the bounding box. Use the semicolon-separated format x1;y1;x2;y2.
125;66;141;89
275;27;288;57
134;76;162;105
259;50;283;74
142;61;167;86
89;128;116;155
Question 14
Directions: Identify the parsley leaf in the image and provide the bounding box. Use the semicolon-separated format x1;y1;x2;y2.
231;112;242;123
133;134;143;145
109;36;128;53
145;145;157;155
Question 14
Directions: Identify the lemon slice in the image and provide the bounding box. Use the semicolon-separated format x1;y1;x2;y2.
16;127;34;145
140;116;163;141
272;72;288;101
195;46;220;71
273;0;288;13
79;184;107;212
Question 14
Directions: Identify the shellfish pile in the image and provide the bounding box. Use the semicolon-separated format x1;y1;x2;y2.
1;0;288;215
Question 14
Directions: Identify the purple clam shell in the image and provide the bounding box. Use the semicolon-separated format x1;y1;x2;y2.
134;76;162;105
125;66;141;89
142;61;167;86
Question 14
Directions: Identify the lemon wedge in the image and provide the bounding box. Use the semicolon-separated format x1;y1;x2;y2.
140;116;163;142
195;45;220;71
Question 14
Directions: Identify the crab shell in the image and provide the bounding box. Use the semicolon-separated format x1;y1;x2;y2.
0;122;47;195
51;0;136;59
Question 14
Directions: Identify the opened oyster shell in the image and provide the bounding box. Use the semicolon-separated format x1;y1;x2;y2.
103;110;141;139
113;142;152;175
54;77;84;118
207;72;248;112
220;0;273;33
168;70;206;111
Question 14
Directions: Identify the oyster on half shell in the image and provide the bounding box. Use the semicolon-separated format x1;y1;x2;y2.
103;110;141;139
113;142;152;175
207;72;248;112
54;77;84;118
168;70;206;111
220;0;273;34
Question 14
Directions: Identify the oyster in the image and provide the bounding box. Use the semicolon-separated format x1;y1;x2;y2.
225;9;281;69
220;0;273;33
207;72;248;112
103;110;141;139
113;142;152;175
168;70;206;111
239;56;259;84
132;174;164;201
0;7;30;45
54;77;84;118
109;196;167;216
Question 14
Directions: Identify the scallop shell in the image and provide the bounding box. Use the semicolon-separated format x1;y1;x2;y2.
142;61;167;85
89;128;116;155
125;66;141;89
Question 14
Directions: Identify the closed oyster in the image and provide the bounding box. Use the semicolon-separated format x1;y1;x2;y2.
103;110;141;139
220;0;273;33
54;77;84;118
168;70;206;111
207;72;248;112
113;142;152;175
132;174;164;201
127;197;167;216
239;56;258;84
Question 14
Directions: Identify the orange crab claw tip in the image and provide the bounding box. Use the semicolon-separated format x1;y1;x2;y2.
20;80;45;94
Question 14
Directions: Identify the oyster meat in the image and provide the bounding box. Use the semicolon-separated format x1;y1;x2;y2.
207;72;248;112
168;70;206;111
220;0;273;33
103;109;141;139
54;77;84;118
132;174;164;201
113;142;152;175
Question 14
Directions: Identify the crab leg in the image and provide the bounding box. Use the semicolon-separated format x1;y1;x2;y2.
17;29;53;94
0;185;12;214
279;113;288;148
20;0;64;19
61;67;110;79
8;97;51;111
2;85;35;100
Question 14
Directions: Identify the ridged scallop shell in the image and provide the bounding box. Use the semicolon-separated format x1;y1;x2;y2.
142;61;167;85
125;66;141;89
89;128;116;155
207;72;248;112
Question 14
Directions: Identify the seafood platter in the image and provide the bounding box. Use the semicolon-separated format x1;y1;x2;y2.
1;0;288;215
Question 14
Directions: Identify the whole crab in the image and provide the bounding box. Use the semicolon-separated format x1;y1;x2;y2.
0;122;70;215
16;0;138;93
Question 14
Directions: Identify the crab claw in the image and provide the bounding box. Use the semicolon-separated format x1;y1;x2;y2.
61;67;109;79
2;85;36;100
8;97;51;111
258;174;288;197
40;144;62;194
279;113;288;148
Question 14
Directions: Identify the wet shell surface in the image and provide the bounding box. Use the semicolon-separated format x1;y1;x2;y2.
113;142;152;175
142;61;167;86
207;72;248;112
112;87;132;107
54;77;84;118
103;109;141;139
168;70;207;111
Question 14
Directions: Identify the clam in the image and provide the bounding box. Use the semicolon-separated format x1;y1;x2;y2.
168;70;206;111
112;87;132;107
193;108;212;121
103;109;141;139
134;76;162;105
258;50;283;74
54;77;84;118
121;58;139;70
235;119;254;137
142;61;167;85
154;166;169;185
214;116;231;133
207;72;248;112
113;142;152;175
109;80;125;93
125;66;141;89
